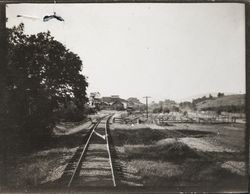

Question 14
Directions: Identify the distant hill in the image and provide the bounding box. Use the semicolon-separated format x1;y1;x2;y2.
196;94;245;111
177;92;235;102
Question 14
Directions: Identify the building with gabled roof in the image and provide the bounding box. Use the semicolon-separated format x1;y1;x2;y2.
101;96;128;110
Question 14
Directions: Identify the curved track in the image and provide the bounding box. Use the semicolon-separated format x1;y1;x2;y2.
61;115;118;187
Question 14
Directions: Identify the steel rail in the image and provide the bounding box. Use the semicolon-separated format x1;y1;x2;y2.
105;115;116;187
67;119;101;187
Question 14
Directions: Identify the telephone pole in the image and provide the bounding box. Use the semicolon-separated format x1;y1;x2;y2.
143;96;151;119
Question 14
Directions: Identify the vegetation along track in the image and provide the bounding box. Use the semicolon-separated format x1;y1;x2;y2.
60;114;122;188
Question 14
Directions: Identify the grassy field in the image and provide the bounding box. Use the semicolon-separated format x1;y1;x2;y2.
196;94;245;109
3;120;93;189
3;113;247;192
110;121;247;191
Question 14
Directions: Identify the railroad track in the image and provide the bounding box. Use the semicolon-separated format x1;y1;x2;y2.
61;114;121;187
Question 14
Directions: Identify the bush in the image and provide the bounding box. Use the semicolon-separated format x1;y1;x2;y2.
163;107;170;113
152;107;162;113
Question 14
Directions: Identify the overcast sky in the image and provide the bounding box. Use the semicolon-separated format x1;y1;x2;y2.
7;3;245;102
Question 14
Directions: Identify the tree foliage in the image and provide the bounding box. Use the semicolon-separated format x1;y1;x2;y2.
6;24;88;144
179;101;194;110
217;92;225;98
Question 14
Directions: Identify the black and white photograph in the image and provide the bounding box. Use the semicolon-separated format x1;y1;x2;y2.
0;1;248;193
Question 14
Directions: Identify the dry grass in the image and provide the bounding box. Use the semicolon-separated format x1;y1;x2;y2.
4;115;247;190
8;159;50;187
221;161;246;176
122;158;247;188
111;127;170;146
54;119;92;135
197;94;245;109
128;160;182;178
5;147;76;189
179;137;237;153
4;119;92;189
111;122;247;190
123;142;199;161
158;123;245;152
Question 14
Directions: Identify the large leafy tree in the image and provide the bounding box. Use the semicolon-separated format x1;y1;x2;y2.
6;23;88;141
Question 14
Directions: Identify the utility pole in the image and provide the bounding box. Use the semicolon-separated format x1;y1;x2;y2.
143;96;151;119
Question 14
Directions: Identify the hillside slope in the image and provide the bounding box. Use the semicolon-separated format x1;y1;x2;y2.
196;94;245;110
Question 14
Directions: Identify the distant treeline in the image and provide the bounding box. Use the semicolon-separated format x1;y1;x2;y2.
152;106;179;113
